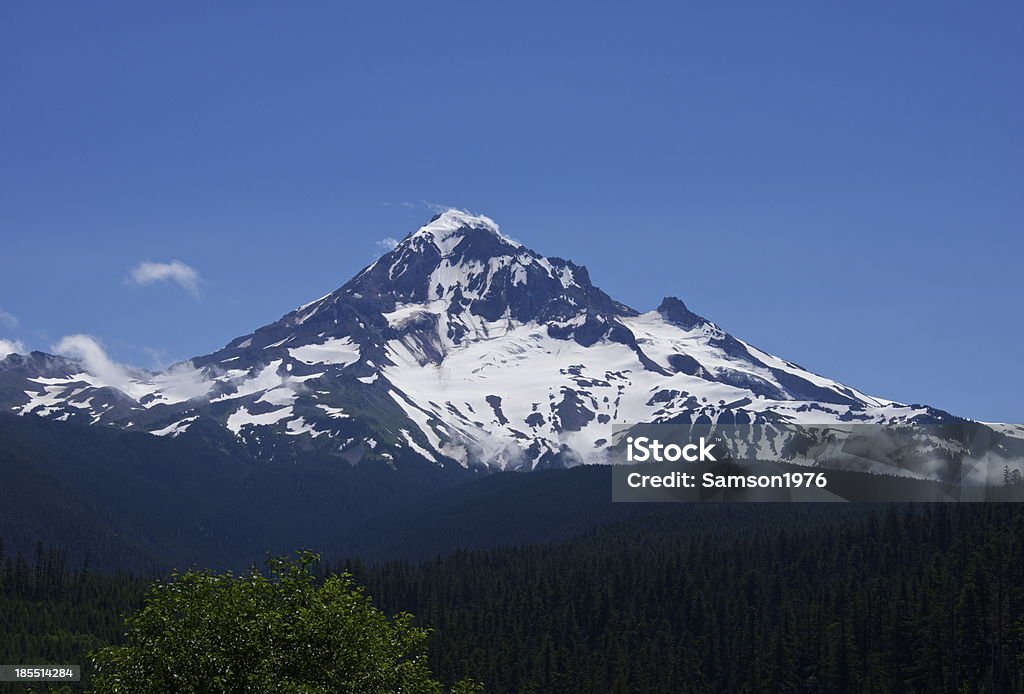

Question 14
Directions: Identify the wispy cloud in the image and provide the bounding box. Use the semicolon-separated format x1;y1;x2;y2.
0;338;25;357
423;200;453;213
0;307;17;328
375;237;400;253
139;345;173;371
128;260;201;298
52;334;209;401
52;334;139;392
381;201;423;210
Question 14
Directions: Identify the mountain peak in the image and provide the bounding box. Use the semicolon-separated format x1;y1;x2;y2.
403;209;520;256
420;208;502;234
310;209;634;344
4;206;991;479
657;296;705;330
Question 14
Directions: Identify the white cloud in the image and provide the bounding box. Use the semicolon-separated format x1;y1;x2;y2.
375;237;400;253
423;200;452;213
128;260;201;298
0;338;26;357
52;334;138;392
150;361;212;403
0;308;17;328
52;334;212;402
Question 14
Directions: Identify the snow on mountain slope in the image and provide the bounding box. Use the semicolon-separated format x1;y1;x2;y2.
1;209;1019;478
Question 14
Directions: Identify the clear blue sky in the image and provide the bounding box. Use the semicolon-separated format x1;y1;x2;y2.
1;2;1021;422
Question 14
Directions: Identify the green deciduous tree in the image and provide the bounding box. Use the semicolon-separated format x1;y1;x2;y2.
88;551;480;694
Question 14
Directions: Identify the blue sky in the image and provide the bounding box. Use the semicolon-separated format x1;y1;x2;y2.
1;2;1021;422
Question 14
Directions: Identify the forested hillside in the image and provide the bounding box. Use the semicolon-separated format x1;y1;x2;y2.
3;504;1024;692
359;504;1024;693
0;541;146;693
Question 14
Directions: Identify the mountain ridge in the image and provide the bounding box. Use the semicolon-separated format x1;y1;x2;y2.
1;209;1019;478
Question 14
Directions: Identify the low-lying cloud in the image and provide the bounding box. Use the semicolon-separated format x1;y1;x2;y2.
0;338;25;357
52;334;141;394
51;334;210;402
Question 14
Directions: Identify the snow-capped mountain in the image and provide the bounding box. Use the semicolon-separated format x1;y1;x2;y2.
1;210;1019;477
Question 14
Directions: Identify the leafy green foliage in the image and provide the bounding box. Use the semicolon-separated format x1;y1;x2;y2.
88;552;479;694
